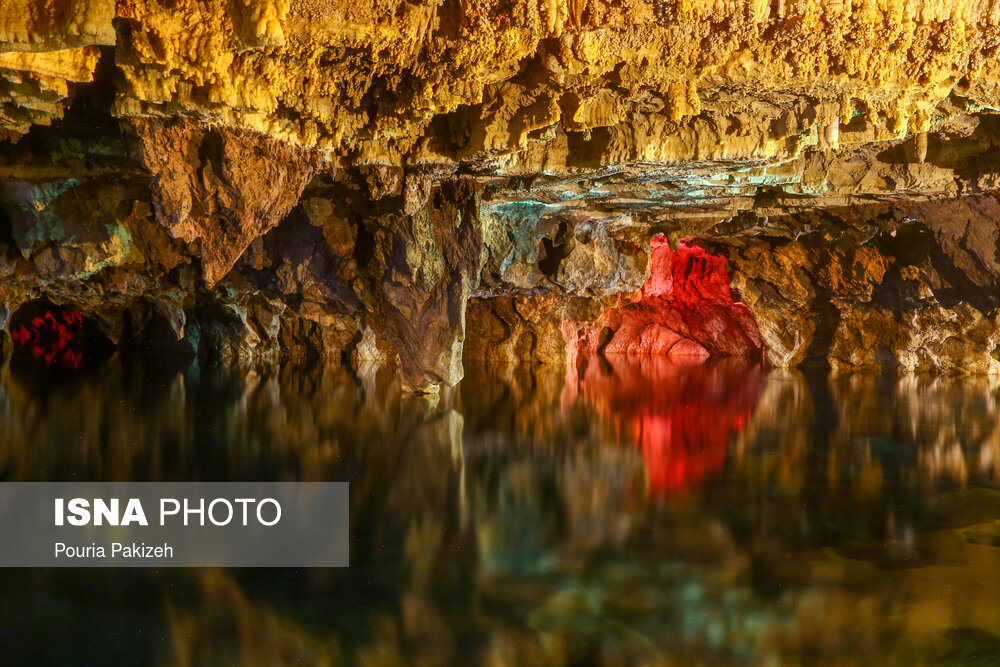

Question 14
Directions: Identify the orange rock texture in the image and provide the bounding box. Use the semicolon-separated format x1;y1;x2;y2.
5;0;1000;388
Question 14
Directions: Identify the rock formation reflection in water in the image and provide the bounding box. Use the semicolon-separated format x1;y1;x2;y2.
3;357;1000;664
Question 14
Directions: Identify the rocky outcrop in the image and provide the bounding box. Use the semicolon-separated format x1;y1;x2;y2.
467;237;764;365
354;177;485;392
134;118;321;286
702;195;1000;373
567;238;764;361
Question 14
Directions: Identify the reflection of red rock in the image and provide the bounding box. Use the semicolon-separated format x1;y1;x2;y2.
12;309;86;370
572;356;762;495
568;237;764;361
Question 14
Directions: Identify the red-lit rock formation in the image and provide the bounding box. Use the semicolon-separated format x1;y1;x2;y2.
566;238;765;362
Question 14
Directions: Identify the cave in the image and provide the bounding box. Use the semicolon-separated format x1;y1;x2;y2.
5;38;1000;385
5;1;1000;663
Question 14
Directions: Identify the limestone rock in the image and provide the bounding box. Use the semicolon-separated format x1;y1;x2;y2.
134;118;320;286
355;178;484;392
0;46;104;138
0;0;114;52
465;293;590;366
706;195;1000;374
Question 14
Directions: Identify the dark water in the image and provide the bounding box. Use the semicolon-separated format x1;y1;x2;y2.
2;355;1000;665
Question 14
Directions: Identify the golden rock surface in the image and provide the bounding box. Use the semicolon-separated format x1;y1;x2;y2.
6;1;1000;388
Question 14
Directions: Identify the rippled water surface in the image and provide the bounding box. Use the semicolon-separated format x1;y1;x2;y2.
3;355;1000;665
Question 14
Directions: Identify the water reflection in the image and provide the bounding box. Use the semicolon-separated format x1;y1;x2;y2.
2;357;1000;664
8;303;112;374
571;356;762;495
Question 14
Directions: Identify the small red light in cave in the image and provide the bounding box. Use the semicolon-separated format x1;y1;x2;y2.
11;308;87;370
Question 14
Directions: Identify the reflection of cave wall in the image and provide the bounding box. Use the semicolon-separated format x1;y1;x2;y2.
7;345;1000;663
569;357;763;495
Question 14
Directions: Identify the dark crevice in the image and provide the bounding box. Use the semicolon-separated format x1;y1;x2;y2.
129;303;196;372
16;46;126;157
198;130;225;179
922;230;997;312
353;219;377;269
801;287;840;370
538;222;571;279
0;204;16;251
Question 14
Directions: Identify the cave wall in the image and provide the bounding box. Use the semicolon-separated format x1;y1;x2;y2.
703;195;1000;373
5;1;1000;388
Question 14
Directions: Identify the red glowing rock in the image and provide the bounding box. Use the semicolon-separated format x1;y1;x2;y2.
568;238;764;361
13;326;30;345
559;240;765;494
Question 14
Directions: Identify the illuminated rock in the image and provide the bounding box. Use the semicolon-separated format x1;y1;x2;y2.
6;0;1000;387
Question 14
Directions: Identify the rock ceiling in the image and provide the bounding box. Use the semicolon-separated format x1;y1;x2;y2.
4;0;1000;389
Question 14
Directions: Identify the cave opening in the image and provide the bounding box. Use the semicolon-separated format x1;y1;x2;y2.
16;46;122;154
7;301;114;375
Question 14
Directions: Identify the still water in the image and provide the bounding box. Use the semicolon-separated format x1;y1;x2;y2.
1;354;1000;665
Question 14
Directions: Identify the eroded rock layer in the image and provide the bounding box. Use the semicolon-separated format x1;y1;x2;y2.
5;0;1000;388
